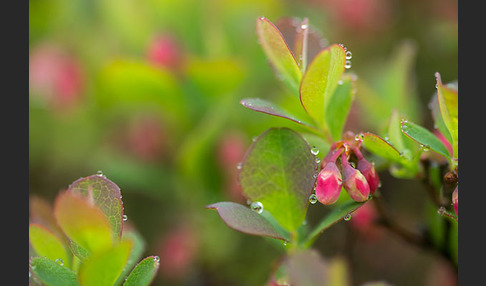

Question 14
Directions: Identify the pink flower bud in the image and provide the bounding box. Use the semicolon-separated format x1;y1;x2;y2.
452;186;458;217
357;157;380;194
341;153;370;202
315;162;343;205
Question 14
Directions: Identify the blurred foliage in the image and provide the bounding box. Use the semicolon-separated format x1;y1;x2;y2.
29;0;457;285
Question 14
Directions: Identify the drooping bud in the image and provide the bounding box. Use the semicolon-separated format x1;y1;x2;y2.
315;162;343;205
353;147;380;194
341;153;370;202
452;186;458;217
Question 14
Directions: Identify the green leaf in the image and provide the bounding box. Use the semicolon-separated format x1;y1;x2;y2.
361;133;405;165
435;73;458;158
429;93;453;146
68;175;124;240
30;257;80;286
240;98;315;128
305;199;368;247
53;191;112;258
300;44;346;130
78;241;132;286
29;224;71;268
206;202;289;241
238;127;318;232
401;120;451;159
114;225;147;286
123;256;160;286
256;17;302;94
325;75;355;141
387;109;416;156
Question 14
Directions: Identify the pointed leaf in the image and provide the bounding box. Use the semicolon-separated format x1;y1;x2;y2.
429;93;453;145
30;257;80;286
239;127;318;231
257;17;302;94
240;98;315;128
54;191;112;257
401;120;451;159
206;202;289;241
305;199;368;246
68;174;124;240
274;17;329;67
78;241;132;286
326;75;356;141
29;224;71;268
435;73;458;158
300;44;346;130
361;133;406;164
123;256;160;286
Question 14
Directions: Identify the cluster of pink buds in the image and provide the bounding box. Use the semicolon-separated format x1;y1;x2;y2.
314;133;380;205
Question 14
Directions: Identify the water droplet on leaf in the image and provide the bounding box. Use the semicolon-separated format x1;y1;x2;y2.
344;214;352;221
123;215;128;222
310;146;319;155
236;163;242;170
154;256;160;263
55;258;64;266
345;61;352;69
309;194;318;204
346;51;353;59
250;201;264;214
96;170;105;177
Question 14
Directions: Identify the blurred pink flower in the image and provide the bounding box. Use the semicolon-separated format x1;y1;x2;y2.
147;34;183;71
156;225;198;280
216;132;248;203
349;202;382;241
127;115;166;162
29;43;84;111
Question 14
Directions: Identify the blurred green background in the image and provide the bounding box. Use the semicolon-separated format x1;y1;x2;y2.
29;0;457;285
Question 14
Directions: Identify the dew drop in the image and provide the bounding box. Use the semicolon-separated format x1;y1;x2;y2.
252;136;258;142
309;194;318;204
344;214;352;221
283;241;289;246
420;145;430;152
315;157;321;164
55;258;64;266
236;163;243;170
154;256;160;263
313;173;318;179
345;51;353;60
310;146;319;156
250;201;264;214
345;61;352;69
355;134;363;141
123;215;128;222
96;170;105;177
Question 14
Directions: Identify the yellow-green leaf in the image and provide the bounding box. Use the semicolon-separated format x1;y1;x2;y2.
300;44;346;130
